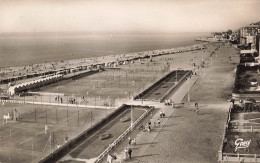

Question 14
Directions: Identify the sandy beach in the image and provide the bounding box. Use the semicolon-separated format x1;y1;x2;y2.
0;43;205;82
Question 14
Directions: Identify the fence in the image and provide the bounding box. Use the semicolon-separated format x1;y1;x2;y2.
0;102;113;163
94;106;154;163
218;104;232;162
159;71;192;102
219;152;260;162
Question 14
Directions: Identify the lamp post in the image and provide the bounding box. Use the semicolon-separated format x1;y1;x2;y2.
176;70;177;83
176;68;181;83
142;75;144;91
187;75;190;102
131;104;133;128
86;92;88;106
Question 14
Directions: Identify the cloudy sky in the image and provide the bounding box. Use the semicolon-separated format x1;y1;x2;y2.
0;0;259;33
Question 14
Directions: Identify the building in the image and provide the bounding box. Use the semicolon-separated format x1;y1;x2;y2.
239;25;260;45
256;34;260;54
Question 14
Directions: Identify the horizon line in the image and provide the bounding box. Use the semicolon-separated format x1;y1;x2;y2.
0;31;212;36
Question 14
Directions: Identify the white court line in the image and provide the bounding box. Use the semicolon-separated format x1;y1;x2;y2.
36;131;45;136
19;137;32;145
0;131;18;139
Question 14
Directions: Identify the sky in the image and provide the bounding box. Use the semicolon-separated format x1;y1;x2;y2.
0;0;260;34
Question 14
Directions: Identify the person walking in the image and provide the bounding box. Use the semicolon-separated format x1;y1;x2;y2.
162;111;165;118
195;102;199;115
157;119;160;126
132;138;136;146
148;121;151;131
160;111;163;118
45;124;49;134
195;102;198;108
196;107;199;115
128;148;132;159
128;137;132;145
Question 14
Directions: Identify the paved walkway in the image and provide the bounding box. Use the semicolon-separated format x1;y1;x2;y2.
108;75;199;162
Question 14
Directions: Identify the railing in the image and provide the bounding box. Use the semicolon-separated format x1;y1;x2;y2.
159;71;192;102
219;152;260;162
134;70;192;103
0;99;25;104
133;71;174;101
218;104;232;161
229;125;260;132
94;106;154;163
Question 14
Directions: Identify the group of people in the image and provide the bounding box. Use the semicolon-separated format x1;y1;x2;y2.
128;137;136;146
4;109;19;121
160;110;165;118
55;95;63;103
124;147;133;160
147;118;161;132
68;97;76;104
165;99;173;106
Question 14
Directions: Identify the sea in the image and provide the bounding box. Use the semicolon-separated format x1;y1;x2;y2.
0;33;208;68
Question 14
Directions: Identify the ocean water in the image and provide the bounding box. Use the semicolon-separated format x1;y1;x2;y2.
0;33;207;68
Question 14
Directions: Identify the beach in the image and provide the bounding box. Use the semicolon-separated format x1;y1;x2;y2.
0;33;206;67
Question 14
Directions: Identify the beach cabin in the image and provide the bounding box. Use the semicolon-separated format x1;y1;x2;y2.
8;75;63;95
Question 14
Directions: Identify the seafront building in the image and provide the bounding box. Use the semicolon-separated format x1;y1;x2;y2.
257;34;260;53
239;24;260;47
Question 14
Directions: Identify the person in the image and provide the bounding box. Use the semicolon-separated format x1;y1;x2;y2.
64;135;69;143
157;119;160;126
13;109;18;121
45;124;49;134
195;102;198;108
148;121;151;131
107;153;117;163
128;137;132;145
128;148;132;159
196;107;199;115
13;109;17;121
139;124;144;131
60;97;63;104
230;99;235;108
132;138;136;146
124;148;129;160
172;101;175;108
165;99;168;105
148;124;151;131
160;111;163;118
162;111;165;118
57;144;61;149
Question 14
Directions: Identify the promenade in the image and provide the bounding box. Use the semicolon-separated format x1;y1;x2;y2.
106;43;240;163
